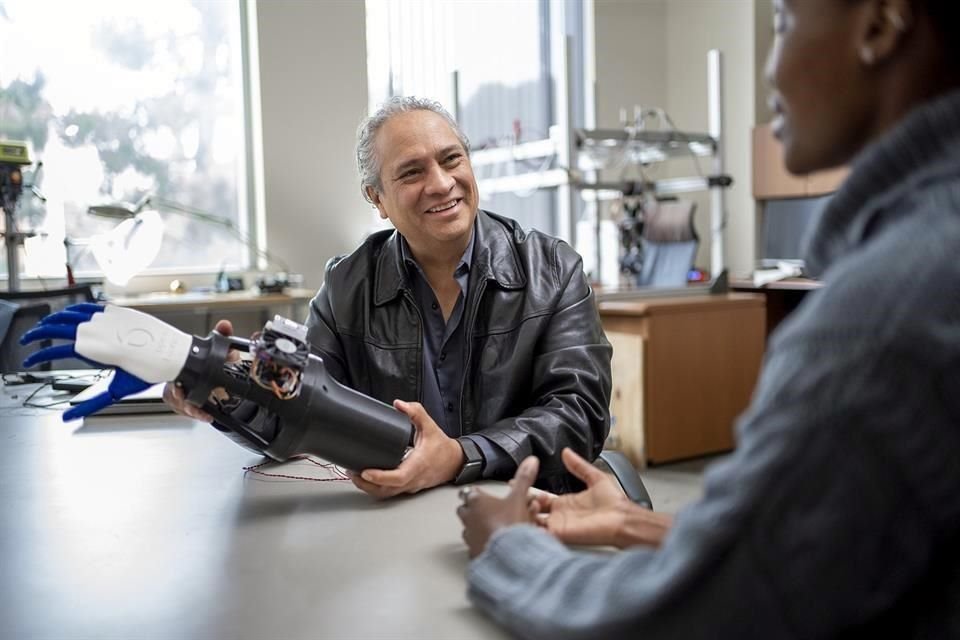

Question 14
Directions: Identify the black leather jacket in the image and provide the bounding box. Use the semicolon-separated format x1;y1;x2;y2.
308;210;612;492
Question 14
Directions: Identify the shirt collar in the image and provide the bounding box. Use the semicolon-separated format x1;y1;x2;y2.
373;210;525;307
400;221;475;278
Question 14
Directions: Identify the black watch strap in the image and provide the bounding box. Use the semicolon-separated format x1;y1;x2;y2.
454;437;484;485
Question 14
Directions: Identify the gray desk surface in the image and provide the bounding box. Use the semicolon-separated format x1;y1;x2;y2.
0;384;506;640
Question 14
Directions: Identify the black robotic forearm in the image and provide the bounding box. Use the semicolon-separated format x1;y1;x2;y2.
174;321;413;472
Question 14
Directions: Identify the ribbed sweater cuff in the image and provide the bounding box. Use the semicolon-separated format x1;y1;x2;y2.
467;524;570;612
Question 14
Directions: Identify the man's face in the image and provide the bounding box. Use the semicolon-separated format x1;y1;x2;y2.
369;110;479;257
765;0;877;174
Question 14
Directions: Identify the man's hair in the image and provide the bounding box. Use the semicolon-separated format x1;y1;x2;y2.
356;96;471;204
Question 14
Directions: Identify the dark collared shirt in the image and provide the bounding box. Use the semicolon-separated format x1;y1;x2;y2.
400;229;507;477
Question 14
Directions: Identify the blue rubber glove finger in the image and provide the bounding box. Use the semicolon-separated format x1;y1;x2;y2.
63;303;106;315
62;369;152;421
22;344;80;368
20;323;78;345
63;391;115;421
40;310;97;326
63;369;153;422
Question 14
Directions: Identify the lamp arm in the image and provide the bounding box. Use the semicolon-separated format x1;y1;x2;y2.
150;197;290;273
149;198;231;226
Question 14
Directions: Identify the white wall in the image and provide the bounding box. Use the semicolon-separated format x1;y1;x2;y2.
754;0;774;123
256;0;371;291
592;0;768;277
593;0;667;128
664;0;757;277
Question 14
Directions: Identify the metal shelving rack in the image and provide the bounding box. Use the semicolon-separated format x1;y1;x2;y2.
470;48;731;297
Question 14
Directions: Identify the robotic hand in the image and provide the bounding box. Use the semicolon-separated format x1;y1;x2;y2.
21;303;190;420
20;304;413;471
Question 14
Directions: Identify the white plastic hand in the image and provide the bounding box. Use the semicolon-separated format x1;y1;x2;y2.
74;305;193;383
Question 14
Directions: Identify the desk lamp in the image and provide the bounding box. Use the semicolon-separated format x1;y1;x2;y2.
84;209;165;286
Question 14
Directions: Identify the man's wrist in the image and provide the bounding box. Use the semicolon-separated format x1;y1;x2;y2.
454;437;485;484
446;438;467;482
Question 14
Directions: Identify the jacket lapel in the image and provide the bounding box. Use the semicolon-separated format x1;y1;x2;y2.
373;231;408;306
470;210;526;291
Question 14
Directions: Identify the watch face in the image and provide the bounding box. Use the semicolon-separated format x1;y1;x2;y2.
455;439;484;484
456;459;483;485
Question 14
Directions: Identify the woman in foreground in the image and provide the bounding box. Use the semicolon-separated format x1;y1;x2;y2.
458;0;960;636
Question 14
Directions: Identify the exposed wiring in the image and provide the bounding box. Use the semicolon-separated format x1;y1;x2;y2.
2;369;108;409
243;456;350;482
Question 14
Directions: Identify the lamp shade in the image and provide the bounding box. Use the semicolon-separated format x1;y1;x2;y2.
89;210;165;286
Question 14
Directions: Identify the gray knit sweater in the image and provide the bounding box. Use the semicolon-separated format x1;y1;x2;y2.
467;89;960;638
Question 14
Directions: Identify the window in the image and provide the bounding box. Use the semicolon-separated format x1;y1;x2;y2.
365;0;586;237
0;0;252;285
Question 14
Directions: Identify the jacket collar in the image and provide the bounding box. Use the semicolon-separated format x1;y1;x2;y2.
374;209;526;306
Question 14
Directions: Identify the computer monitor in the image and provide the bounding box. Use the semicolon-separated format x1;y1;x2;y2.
758;194;832;268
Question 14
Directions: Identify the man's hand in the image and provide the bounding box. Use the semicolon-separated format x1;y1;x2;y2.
457;456;540;558
532;448;672;548
162;319;234;423
347;400;464;499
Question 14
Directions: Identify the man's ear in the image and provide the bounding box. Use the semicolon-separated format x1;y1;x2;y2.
857;0;913;67
367;187;389;220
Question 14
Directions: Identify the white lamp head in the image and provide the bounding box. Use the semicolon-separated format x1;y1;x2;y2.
87;194;152;219
89;209;165;286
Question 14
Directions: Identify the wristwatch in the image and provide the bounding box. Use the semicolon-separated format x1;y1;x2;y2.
454;437;484;485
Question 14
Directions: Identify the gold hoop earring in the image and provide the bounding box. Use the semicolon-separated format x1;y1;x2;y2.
860;45;876;65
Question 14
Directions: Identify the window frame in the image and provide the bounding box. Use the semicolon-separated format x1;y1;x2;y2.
0;0;263;294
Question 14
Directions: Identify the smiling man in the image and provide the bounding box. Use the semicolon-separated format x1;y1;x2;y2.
303;97;611;498
164;97;611;496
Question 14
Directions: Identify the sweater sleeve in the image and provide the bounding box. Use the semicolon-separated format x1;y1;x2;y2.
467;326;956;638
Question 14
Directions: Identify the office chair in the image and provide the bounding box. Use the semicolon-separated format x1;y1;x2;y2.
0;301;52;373
598;449;653;509
636;200;699;288
0;285;97;372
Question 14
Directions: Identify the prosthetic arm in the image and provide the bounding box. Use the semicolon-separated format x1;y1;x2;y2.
20;304;413;471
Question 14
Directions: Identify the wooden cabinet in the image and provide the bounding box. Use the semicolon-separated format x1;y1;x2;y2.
753;123;849;199
601;294;766;466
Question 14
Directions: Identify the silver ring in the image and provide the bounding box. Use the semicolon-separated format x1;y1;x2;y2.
458;486;474;504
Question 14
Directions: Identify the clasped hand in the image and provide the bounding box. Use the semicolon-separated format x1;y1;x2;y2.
457;448;672;558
